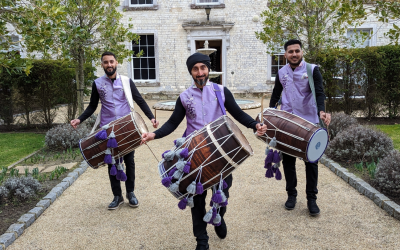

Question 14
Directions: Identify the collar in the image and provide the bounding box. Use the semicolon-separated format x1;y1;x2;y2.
191;80;211;89
103;73;120;80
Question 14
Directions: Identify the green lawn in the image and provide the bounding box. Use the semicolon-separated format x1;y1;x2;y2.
375;124;400;151
0;133;45;167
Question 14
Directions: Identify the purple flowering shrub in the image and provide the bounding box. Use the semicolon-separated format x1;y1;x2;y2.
45;123;90;150
328;112;359;141
374;150;400;196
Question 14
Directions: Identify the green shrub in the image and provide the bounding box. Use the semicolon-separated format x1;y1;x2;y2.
325;125;394;163
374;150;400;197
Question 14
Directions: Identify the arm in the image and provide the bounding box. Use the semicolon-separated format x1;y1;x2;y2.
130;79;155;120
77;81;99;123
313;67;326;115
224;87;258;130
269;72;283;108
153;97;186;139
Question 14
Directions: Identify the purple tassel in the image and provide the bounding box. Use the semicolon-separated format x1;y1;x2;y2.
266;149;274;163
104;154;112;164
264;161;272;169
223;180;228;189
110;165;117;176
178;198;188;210
211;190;223;203
219;200;228;207
116;170;122;180
265;168;274;178
210;200;214;207
168;167;177;177
119;170;127;182
183;161;191;174
180;148;189;159
95;130;108;140
162;176;173;187
273;150;281;163
275;168;282;180
107;138;118;148
173;139;177;145
196;182;204;194
209;207;217;224
162;150;170;158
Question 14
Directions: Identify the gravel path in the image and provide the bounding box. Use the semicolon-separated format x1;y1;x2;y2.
8;100;400;250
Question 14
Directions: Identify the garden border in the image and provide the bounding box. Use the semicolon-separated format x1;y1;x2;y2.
0;161;88;249
7;148;44;170
319;155;400;220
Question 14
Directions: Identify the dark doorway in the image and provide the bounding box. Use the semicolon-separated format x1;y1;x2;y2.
195;40;222;84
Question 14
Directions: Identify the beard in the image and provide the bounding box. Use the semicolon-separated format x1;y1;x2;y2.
193;74;209;86
288;56;303;67
103;65;117;76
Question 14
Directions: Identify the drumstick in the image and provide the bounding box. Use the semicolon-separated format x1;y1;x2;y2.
145;143;159;162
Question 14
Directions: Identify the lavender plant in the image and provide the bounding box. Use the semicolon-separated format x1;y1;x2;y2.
328;112;359;141
325;125;393;163
374;150;400;196
0;176;42;200
45;123;90;150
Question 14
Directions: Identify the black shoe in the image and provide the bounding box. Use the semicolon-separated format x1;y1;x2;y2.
127;192;139;208
108;196;124;210
307;199;320;216
285;196;297;210
214;218;227;239
195;243;209;250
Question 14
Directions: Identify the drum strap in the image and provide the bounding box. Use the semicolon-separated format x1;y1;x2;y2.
306;63;325;128
213;83;226;115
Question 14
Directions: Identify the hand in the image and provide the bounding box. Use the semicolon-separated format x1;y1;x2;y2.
151;118;159;128
320;111;331;126
141;132;156;145
256;123;267;136
70;119;81;129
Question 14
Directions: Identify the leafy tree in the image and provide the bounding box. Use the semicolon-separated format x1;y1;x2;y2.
256;0;365;62
20;0;141;115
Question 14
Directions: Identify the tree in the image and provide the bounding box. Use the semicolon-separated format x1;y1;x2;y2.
20;0;141;116
344;1;400;45
256;0;365;62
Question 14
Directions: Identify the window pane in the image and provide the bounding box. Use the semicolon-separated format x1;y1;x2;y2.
139;0;146;4
141;47;148;56
131;0;138;4
149;69;156;80
132;45;140;55
148;58;155;68
146;0;153;4
271;55;278;65
279;55;285;66
271;66;278;77
141;69;149;79
147;46;155;57
140;58;148;68
147;35;154;45
133;58;140;68
134;69;141;80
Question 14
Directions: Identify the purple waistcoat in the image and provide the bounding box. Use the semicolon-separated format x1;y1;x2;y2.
180;82;225;136
278;61;319;123
95;74;131;127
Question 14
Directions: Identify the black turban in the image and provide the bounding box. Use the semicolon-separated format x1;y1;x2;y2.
186;53;211;74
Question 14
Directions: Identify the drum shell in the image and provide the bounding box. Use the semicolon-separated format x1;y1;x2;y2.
255;109;321;161
79;112;148;169
160;116;253;199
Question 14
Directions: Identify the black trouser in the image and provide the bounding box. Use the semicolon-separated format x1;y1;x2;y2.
108;150;135;197
190;174;233;245
282;153;318;200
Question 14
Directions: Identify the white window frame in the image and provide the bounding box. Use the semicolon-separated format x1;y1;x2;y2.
193;0;223;6
128;0;157;7
129;31;159;86
269;51;287;81
346;24;377;48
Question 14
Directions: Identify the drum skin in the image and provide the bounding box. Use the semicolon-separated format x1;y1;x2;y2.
161;116;253;198
79;112;148;169
255;108;326;162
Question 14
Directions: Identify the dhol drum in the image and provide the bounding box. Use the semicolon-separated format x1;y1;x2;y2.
79;111;148;169
255;108;328;163
158;115;253;200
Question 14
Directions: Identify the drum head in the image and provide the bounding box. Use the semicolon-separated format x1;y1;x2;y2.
225;116;253;155
306;128;328;163
133;112;149;134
